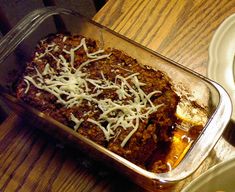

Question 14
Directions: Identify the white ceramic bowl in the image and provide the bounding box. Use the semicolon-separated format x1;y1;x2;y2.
208;13;235;120
182;156;235;192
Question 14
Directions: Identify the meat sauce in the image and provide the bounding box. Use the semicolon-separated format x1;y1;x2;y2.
15;33;205;173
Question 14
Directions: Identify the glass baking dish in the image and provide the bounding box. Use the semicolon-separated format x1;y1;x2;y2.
0;7;232;191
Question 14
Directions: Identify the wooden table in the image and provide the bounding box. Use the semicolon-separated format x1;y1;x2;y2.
1;0;235;191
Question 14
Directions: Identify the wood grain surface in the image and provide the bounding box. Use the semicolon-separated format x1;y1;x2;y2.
93;0;235;75
0;0;235;192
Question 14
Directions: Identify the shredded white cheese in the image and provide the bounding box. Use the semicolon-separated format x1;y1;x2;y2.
24;36;163;147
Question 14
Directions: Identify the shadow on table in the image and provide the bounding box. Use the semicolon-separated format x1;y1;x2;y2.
223;120;235;146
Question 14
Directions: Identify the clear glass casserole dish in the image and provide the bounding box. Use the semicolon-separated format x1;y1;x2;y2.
0;7;232;191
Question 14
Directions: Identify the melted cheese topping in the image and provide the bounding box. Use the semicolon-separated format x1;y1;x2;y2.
24;36;163;147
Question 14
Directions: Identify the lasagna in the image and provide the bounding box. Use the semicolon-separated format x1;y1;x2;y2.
16;34;180;171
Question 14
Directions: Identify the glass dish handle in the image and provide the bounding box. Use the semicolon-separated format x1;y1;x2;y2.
0;7;73;64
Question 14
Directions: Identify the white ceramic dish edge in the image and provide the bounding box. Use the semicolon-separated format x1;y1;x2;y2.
182;156;235;192
208;14;235;119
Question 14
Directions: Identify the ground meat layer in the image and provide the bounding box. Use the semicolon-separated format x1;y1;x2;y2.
16;33;179;171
